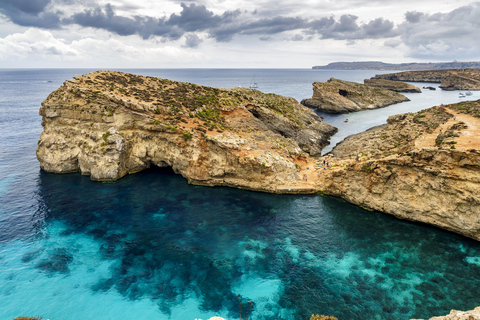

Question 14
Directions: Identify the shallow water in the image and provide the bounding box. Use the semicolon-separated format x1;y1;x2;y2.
1;69;480;320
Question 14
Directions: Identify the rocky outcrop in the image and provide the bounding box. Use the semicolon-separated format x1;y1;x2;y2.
364;78;421;93
37;71;337;193
372;69;480;91
313;61;480;71
318;103;480;241
301;78;409;113
411;306;480;320
37;71;480;242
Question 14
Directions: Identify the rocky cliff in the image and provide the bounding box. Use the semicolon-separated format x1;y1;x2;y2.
300;78;409;113
372;69;480;91
411;307;480;320
364;78;421;93
37;72;480;242
317;102;480;240
37;71;337;193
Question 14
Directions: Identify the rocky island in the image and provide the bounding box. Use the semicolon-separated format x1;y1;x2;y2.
37;71;337;193
372;69;480;91
300;78;410;113
37;71;480;242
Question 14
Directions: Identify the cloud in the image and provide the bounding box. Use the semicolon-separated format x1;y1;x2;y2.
1;0;479;64
0;0;62;28
399;2;480;59
0;28;77;60
182;33;202;48
69;3;144;37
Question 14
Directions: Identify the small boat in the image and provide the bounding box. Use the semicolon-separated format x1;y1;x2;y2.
423;86;436;90
249;74;259;89
459;93;466;98
344;119;349;123
466;91;473;96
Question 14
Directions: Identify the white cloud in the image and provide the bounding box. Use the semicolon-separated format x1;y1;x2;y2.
0;28;77;61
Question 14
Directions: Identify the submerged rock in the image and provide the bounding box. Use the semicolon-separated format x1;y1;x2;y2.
301;78;409;113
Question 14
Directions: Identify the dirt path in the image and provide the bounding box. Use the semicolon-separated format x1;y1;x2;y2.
415;108;480;150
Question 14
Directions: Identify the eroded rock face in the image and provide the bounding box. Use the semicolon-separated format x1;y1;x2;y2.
372;69;480;91
37;71;480;242
411;306;480;320
364;78;421;93
37;71;337;193
319;104;480;241
301;78;409;113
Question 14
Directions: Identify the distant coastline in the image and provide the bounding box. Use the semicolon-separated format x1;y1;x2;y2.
313;61;480;71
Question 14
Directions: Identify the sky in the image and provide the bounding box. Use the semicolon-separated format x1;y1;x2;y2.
0;0;479;68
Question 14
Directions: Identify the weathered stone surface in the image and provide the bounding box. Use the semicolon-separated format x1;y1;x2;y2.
320;104;480;241
37;71;480;243
301;78;409;113
411;306;480;320
364;78;421;93
37;71;337;193
372;69;480;91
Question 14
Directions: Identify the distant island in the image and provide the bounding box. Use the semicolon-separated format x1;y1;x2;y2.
313;61;480;71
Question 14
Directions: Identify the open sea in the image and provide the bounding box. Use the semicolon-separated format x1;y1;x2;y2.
1;68;480;320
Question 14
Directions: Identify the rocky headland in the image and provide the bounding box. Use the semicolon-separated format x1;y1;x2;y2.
372;69;480;91
300;78;409;113
37;71;480;241
364;78;421;93
37;71;337;193
313;61;480;71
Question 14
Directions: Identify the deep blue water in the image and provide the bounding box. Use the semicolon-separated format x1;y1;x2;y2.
1;69;480;320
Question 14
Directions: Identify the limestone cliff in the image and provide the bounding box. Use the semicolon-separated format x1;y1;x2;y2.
372;69;480;91
36;71;337;193
301;78;409;113
317;102;480;241
364;78;421;93
37;72;480;242
411;306;480;320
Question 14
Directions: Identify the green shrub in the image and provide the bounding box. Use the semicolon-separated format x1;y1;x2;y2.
310;315;338;320
183;131;192;141
102;132;110;141
361;162;375;173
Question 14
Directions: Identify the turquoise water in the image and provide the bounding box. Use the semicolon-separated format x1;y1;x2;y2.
1;69;480;320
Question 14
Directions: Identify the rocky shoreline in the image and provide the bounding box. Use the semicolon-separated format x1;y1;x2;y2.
36;71;480;320
37;71;480;241
372;69;480;91
37;71;480;242
37;71;337;193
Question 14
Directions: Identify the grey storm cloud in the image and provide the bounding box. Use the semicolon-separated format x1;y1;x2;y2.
183;33;202;48
1;0;476;58
0;0;400;42
0;0;61;28
399;2;480;59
